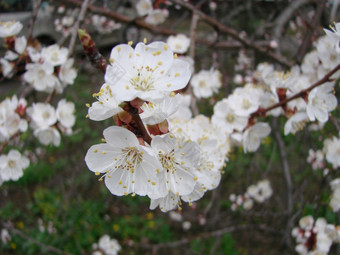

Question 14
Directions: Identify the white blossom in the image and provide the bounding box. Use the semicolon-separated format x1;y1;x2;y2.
85;126;165;198
92;235;121;255
145;9;169;25
190;68;221;99
167;34;191;54
56;99;76;129
284;112;309;136
243;123;271;153
27;103;57;129
136;0;153;16
59;58;77;86
24;62;60;92
105;41;191;102
0;21;23;37
323;136;340;168
41;44;69;66
0;150;29;181
306;82;337;123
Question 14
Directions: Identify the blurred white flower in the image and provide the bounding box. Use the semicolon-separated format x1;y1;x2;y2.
136;0;153;16
167;34;191;54
56;99;76;129
92;235;121;255
0;150;29;181
243;123;271;153
0;21;23;37
190;68;221;99
145;9;169;25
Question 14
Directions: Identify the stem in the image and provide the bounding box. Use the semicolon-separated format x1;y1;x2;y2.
251;63;340;118
27;0;42;44
171;0;293;68
124;103;152;145
55;0;291;67
188;12;200;117
68;0;91;57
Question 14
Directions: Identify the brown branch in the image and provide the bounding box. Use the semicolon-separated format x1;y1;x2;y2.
54;0;292;67
272;117;293;248
0;132;20;154
27;0;42;44
68;0;91;57
171;0;293;68
251;63;340;118
188;12;200;117
121;103;152;145
295;0;326;63
78;29;107;73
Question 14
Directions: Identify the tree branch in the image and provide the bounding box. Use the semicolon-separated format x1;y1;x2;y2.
54;0;292;67
68;0;91;57
251;63;340;118
171;0;293;68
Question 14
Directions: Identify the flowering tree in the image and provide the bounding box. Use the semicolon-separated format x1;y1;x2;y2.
0;0;340;254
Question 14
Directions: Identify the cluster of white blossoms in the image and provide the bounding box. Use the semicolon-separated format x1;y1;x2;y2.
85;40;231;212
0;149;30;182
85;20;340;212
210;22;340;153
0;95;30;184
292;215;340;255
0;21;27;78
0;95;27;143
24;44;77;93
136;0;169;25
229;179;273;211
0;20;77;185
307;148;325;171
26;100;76;146
92;235;121;255
90;15;122;35
0;20;77;93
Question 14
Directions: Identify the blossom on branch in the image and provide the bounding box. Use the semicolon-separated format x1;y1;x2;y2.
105;41;191;102
0;150;29;182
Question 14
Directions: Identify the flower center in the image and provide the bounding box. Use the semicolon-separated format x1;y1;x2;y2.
292;120;307;133
199;81;206;88
226;113;234;123
242;99;251;109
159;150;177;173
117;147;143;173
8;160;16;168
42;111;50;120
130;66;155;91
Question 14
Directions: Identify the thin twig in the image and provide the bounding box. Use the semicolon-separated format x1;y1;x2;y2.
272;117;294;250
54;0;292;67
3;222;71;255
188;12;200;117
68;0;91;57
295;0;326;63
273;0;312;51
251;63;340;118
27;0;42;44
171;0;293;68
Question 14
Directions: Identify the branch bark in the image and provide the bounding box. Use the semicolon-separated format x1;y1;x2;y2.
251;63;340;119
54;0;292;67
171;0;293;68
